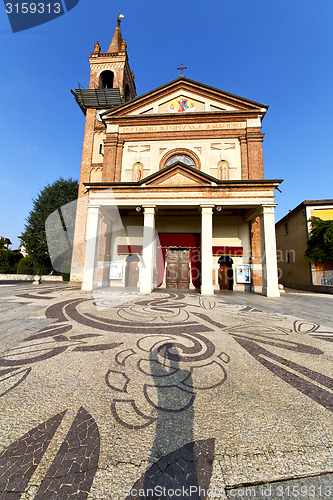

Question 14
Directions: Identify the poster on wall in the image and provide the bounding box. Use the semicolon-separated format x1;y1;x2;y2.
109;261;123;280
236;264;251;284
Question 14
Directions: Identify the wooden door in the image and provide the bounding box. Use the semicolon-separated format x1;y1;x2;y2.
218;264;229;290
166;248;190;288
128;261;139;287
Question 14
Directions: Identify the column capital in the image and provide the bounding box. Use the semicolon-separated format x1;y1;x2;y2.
142;205;156;214
200;204;215;213
238;135;247;144
86;204;101;214
246;131;265;142
260;205;277;215
103;135;118;145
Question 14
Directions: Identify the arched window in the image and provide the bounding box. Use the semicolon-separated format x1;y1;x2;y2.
160;149;201;170
124;84;131;102
218;160;229;180
166;154;195;167
133;162;143;182
99;70;114;89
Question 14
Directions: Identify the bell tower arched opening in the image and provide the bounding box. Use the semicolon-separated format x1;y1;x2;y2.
99;70;114;89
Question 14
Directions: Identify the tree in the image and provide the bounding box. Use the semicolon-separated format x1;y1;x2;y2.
0;238;23;273
304;217;333;264
20;178;78;272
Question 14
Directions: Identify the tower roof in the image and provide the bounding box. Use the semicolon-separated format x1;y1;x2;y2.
108;15;123;53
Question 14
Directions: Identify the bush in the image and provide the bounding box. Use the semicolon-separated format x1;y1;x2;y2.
17;256;34;275
61;272;70;281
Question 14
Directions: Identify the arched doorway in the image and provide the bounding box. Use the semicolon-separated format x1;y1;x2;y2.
217;256;233;291
125;254;140;288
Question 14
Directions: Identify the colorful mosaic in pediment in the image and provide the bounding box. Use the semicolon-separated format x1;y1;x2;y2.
158;95;205;114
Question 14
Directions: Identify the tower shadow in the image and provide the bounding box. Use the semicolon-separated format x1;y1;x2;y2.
127;346;215;500
142;347;199;499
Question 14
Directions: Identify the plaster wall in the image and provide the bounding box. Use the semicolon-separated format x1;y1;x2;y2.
121;139;241;181
276;208;311;288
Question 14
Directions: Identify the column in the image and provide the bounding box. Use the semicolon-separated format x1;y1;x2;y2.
140;205;156;294
201;205;214;295
246;130;264;179
239;135;249;180
114;138;125;182
260;205;280;297
250;216;263;291
82;205;102;291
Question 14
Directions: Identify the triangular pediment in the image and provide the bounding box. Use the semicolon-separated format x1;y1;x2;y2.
143;162;216;187
102;77;267;119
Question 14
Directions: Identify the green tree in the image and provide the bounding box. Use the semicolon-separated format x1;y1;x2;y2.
20;178;78;272
304;217;333;264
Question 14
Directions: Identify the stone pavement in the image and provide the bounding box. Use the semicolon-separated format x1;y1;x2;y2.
0;283;332;499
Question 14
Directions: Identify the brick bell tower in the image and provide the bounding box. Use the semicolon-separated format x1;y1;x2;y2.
88;15;136;99
70;16;136;282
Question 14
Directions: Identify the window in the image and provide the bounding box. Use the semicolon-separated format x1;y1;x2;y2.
166;154;195;167
284;223;288;235
159;148;201;170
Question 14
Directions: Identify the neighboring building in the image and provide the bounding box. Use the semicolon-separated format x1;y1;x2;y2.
0;237;12;248
276;200;333;292
70;18;282;297
17;236;28;257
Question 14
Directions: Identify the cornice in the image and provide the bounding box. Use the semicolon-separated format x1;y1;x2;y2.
84;179;283;189
118;130;248;142
103;78;267;118
104;110;262;127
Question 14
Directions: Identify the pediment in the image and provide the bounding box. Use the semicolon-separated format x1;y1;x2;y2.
102;77;267;119
144;163;214;187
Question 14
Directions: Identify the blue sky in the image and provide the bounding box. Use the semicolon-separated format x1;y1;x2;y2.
1;0;332;248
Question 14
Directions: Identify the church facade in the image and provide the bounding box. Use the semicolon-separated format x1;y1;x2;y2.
70;19;282;297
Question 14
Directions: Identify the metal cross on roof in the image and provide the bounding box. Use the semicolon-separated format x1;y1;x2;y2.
177;63;187;76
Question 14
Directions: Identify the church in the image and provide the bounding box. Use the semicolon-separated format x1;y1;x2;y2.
70;17;282;297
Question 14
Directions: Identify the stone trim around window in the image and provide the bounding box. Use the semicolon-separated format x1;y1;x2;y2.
159;148;201;170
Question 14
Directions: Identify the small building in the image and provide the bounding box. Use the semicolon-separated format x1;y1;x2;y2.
276;199;333;292
70;18;282;297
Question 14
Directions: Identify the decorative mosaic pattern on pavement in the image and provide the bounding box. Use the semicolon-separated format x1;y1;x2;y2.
0;284;332;499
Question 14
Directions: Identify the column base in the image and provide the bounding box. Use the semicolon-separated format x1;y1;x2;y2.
201;285;215;296
140;283;154;294
81;282;98;291
262;286;280;298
